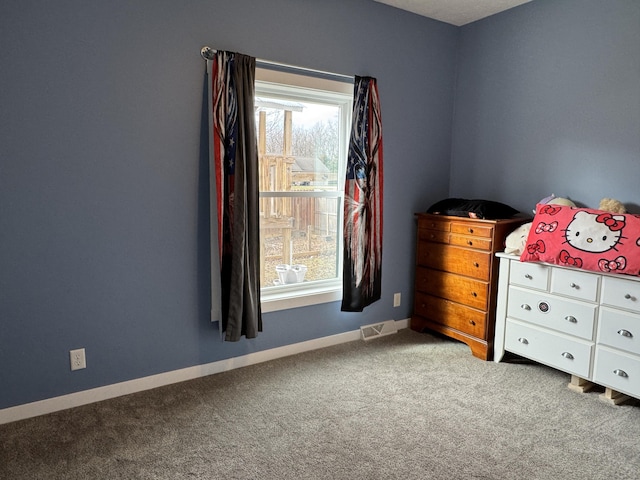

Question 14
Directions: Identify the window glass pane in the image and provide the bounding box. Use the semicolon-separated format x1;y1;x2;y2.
255;84;349;293
256;100;340;191
260;196;339;287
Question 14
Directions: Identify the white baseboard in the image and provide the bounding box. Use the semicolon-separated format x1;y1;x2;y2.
0;319;409;425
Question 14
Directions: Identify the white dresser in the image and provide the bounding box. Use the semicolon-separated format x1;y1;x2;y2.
495;253;640;403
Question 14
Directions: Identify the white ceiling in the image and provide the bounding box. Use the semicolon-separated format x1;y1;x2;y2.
373;0;532;26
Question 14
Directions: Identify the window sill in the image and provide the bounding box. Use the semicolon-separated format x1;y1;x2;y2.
261;283;342;313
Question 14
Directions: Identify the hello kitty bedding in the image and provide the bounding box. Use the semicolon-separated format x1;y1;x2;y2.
520;203;640;277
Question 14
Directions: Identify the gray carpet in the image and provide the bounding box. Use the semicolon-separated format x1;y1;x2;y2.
2;328;640;479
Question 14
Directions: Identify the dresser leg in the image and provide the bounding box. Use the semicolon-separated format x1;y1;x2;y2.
567;375;595;393
469;343;490;361
600;387;631;405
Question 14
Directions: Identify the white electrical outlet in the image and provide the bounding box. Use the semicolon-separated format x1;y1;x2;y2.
70;348;86;371
393;292;401;307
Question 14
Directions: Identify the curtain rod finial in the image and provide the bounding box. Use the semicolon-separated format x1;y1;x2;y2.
201;46;216;60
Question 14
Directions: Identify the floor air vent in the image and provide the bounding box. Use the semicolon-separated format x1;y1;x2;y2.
360;320;398;341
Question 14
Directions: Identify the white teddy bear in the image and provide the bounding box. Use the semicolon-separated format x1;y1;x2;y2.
504;222;532;255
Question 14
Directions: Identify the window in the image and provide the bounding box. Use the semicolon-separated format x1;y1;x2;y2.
255;67;353;312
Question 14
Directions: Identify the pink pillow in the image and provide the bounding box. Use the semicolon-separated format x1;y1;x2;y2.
520;203;640;276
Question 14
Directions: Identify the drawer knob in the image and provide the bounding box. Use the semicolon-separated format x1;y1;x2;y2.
469;320;476;326
617;329;633;338
468;228;474;233
561;352;574;360
624;293;633;300
473;262;480;268
518;337;529;345
614;369;629;378
524;274;532;280
570;282;579;289
471;292;478;297
521;304;532;311
565;316;577;323
467;240;473;246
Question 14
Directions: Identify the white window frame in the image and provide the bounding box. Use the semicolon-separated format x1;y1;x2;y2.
255;67;353;312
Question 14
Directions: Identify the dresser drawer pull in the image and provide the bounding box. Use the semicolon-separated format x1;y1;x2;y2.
614;369;629;378
467;240;473;246
473;262;480;268
617;329;633;338
471;292;478;297
517;337;529;345
468;228;474;234
524;274;533;280
570;282;579;289
561;352;574;360
469;320;476;326
565;316;577;323
521;304;531;311
624;293;635;300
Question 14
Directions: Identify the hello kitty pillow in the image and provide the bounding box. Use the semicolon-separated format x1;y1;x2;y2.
520;203;640;276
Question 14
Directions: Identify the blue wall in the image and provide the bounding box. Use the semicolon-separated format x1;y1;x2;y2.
0;0;456;409
451;0;640;212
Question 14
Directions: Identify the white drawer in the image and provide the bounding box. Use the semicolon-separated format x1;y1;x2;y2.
594;346;640;399
597;307;640;355
510;261;549;291
507;286;596;340
601;276;640;314
550;267;599;302
505;319;593;378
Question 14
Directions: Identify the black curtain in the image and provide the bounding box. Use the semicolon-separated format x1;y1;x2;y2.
207;51;262;340
342;76;384;312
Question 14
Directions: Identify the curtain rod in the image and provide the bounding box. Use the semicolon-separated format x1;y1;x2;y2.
200;46;354;82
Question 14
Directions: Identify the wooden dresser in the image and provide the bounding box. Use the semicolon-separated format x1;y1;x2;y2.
411;213;526;360
495;254;640;404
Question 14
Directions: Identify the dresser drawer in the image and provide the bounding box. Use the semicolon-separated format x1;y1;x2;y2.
418;228;449;244
550;267;599;302
418;217;450;232
414;291;486;338
597;307;640;355
507;286;596;340
601;276;640;314
416;243;490;280
509;261;550;291
593;346;640;399
451;222;493;238
449;233;492;251
505;320;593;378
414;267;488;310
